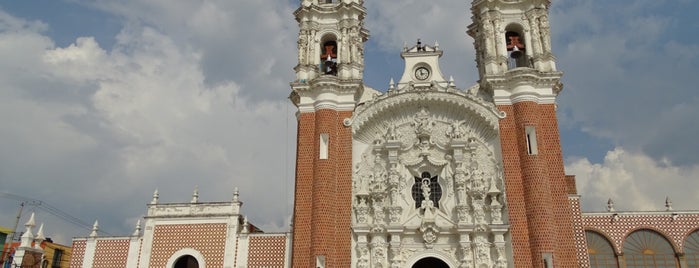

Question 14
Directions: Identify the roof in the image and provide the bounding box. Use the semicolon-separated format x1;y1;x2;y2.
0;226;12;234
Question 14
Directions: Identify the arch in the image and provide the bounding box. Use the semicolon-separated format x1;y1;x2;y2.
585;230;619;268
684;229;699;267
622;229;677;267
504;23;529;69
404;250;457;268
319;33;339;75
412;257;449;268
166;248;206;268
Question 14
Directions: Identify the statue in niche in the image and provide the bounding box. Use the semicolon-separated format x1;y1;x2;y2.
481;13;495;58
474;236;491;265
372;197;386;226
412;172;441;210
472;199;486;224
447;120;467;140
413;107;434;136
297;30;308;64
539;15;551;54
350;27;363;64
370;156;387;193
385;123;400;141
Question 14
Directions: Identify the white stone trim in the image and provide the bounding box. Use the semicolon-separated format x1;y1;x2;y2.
165;248;207;268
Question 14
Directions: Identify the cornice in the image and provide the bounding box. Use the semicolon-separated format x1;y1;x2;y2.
290;76;363;112
485;68;563;105
351;82;503;136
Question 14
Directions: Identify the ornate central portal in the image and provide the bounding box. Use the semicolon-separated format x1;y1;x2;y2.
349;74;512;268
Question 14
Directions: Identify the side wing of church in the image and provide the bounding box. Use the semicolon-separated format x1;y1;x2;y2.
66;1;699;268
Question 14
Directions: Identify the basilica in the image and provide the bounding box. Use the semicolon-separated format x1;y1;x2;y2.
55;0;699;268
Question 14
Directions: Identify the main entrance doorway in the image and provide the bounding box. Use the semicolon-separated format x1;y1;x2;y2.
412;257;449;268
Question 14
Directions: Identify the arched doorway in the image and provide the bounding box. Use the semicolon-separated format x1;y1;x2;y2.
173;255;199;268
412;257;449;268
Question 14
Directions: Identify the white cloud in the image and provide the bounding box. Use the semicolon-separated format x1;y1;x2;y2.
551;0;699;165
0;8;295;243
567;148;699;212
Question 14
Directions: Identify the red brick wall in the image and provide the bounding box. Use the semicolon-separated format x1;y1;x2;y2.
292;109;353;268
93;239;130;268
69;240;86;268
498;102;578;267
149;223;226;267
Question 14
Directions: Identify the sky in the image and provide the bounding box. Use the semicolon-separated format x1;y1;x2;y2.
0;0;698;245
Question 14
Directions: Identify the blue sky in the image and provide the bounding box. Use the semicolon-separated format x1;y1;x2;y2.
0;0;698;244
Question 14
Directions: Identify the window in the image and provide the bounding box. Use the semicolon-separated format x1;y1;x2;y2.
319;133;329;159
684;230;699;267
52;249;63;268
411;172;442;209
525;126;538;155
586;231;619;268
623;230;677;268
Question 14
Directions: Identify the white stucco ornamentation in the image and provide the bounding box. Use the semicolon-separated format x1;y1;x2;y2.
351;75;512;267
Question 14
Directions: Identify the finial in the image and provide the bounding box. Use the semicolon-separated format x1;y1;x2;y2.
389;78;395;90
151;189;159;205
34;223;45;249
133;220;141;236
448;76;455;87
403;41;408;51
233;187;240;203
487;176;500;195
242;216;250;234
26;212;36;228
35;223;45;241
607;198;615;212
191;185;199;203
19;212;36;247
665;196;673;211
90;220;99;237
434;40;439;49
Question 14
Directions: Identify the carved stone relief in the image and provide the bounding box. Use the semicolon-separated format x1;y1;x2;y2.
351;94;510;267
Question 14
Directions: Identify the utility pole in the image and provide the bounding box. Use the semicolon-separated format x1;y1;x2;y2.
2;202;23;268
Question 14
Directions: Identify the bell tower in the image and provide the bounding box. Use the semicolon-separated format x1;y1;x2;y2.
290;0;368;268
468;0;577;267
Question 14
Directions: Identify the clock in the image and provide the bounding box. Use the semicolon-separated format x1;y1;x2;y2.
414;67;430;80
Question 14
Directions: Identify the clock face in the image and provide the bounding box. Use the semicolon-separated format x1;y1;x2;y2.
415;67;430;80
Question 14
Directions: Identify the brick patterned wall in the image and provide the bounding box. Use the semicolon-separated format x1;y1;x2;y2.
92;239;130;268
292;109;353;268
570;197;590;267
149;223;227;267
583;213;699;254
497;105;534;267
498;102;578;267
292;112;316;268
69;240;86;268
537;103;579;267
248;235;288;268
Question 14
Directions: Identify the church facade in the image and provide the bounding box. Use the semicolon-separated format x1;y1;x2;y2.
65;1;699;268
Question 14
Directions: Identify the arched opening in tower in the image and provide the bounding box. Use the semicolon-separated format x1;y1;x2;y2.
320;40;338;75
412;257;450;268
505;30;529;69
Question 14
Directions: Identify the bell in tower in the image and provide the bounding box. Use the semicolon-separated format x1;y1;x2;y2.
293;0;368;82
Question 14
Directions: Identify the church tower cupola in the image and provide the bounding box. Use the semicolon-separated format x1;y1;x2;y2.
294;0;369;82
